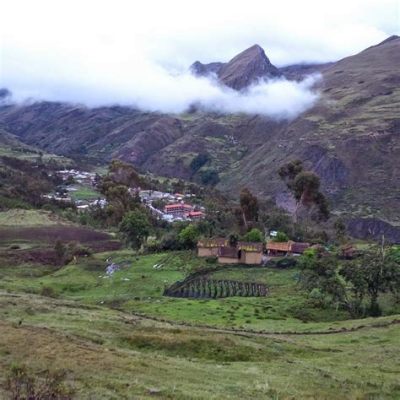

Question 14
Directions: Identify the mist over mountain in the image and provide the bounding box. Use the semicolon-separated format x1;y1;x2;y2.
1;36;399;228
2;46;320;119
2;0;398;117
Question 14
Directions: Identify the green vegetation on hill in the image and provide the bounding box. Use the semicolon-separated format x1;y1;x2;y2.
1;248;399;332
1;38;400;225
0;201;399;398
0;209;70;227
0;136;74;210
0;280;399;398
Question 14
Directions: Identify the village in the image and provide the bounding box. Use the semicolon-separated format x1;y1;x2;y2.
44;169;207;222
139;189;205;222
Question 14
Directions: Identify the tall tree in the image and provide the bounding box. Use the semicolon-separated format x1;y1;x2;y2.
239;188;259;228
299;243;400;317
243;228;263;242
119;210;151;250
341;244;400;316
178;224;200;249
278;160;329;221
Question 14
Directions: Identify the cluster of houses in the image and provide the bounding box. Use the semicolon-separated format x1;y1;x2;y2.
45;171;207;221
57;169;98;186
139;190;205;222
43;169;106;210
197;238;312;265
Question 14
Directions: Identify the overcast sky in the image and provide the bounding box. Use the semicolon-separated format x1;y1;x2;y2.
1;0;399;117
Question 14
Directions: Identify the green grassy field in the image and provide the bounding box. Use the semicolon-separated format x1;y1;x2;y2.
1;220;400;398
0;290;399;399
69;185;101;201
0;209;71;227
1;248;399;333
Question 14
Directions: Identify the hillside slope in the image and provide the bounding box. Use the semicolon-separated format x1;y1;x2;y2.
220;36;400;222
0;37;399;224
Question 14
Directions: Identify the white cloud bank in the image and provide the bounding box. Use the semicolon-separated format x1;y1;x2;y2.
1;0;398;118
2;51;321;118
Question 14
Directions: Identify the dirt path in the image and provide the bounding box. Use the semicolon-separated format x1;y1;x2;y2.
127;310;400;337
1;291;399;338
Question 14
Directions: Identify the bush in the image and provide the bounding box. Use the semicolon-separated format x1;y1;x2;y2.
190;153;210;173
178;224;199;249
199;169;220;186
308;288;329;308
276;258;297;269
40;286;58;298
159;231;182;251
5;364;73;399
243;228;263;242
291;306;315;322
67;242;92;257
273;231;289;242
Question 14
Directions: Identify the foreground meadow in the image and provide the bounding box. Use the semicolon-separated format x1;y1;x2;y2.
0;216;399;399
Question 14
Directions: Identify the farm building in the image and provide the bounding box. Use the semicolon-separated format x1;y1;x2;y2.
291;242;311;255
266;241;293;256
198;239;263;265
217;246;240;264
266;241;310;256
237;241;264;264
197;238;228;257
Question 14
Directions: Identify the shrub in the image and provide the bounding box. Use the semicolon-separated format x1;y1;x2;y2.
40;286;58;298
243;228;263;242
273;231;289;242
5;364;73;399
308;288;329;308
159;231;182;251
199;169;220;186
178;224;199;249
190;153;210;173
276;258;297;269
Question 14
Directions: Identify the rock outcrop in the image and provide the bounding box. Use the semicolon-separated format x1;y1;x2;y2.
191;44;281;90
217;44;281;90
347;218;400;244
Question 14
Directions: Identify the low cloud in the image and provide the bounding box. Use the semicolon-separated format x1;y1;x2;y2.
2;47;320;119
2;0;396;118
193;75;320;119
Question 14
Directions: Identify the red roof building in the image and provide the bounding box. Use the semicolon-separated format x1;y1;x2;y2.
185;211;204;220
164;203;193;215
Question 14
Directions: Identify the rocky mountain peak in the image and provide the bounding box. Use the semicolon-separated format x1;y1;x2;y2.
190;44;281;90
217;44;281;90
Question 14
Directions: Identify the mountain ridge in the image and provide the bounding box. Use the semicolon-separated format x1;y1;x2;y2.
1;36;399;225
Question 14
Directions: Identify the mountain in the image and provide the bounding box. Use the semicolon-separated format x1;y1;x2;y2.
218;36;400;219
217;44;281;89
279;62;333;81
0;37;399;229
190;61;224;77
191;44;281;89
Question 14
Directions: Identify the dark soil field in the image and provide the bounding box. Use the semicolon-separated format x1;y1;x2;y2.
0;226;111;243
